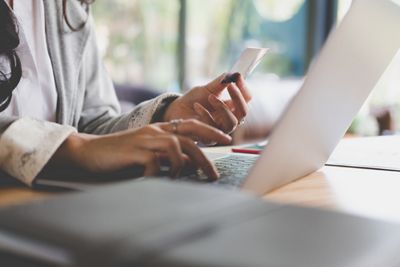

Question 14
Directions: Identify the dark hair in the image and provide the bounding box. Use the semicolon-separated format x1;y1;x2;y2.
0;0;21;112
0;0;95;112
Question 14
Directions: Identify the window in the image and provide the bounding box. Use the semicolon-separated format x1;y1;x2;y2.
92;0;311;91
92;0;180;91
184;0;309;84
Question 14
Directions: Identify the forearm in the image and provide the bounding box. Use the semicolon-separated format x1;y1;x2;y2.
49;132;92;169
79;93;180;135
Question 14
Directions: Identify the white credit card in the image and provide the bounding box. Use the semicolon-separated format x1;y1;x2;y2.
229;47;269;79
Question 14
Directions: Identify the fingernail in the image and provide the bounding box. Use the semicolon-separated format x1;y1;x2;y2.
218;130;231;139
221;72;240;84
193;102;202;113
221;77;230;84
220;72;230;84
208;94;218;103
220;73;232;84
203;141;217;146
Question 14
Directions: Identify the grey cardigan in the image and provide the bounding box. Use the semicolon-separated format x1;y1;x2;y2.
0;0;179;185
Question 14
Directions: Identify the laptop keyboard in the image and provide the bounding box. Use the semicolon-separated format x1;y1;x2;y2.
178;154;258;188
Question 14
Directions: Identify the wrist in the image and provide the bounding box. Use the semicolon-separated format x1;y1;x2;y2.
51;132;94;168
162;97;183;122
162;101;175;122
152;96;180;123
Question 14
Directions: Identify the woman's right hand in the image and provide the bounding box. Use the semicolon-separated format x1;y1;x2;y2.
52;119;232;180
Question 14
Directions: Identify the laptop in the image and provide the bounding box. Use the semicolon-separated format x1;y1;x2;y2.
180;0;400;195
32;0;400;194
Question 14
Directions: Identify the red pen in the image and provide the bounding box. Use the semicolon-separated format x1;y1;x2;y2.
231;148;261;155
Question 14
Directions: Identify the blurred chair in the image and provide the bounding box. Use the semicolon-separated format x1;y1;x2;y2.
370;106;396;135
233;78;302;144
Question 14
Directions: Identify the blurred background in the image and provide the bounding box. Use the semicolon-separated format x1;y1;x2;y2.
92;0;400;142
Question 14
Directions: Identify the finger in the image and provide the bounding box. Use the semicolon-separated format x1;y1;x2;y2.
137;135;185;177
227;83;248;121
177;136;219;180
186;103;218;146
235;74;252;102
156;135;185;178
193;103;219;145
135;124;165;135
158;119;232;145
220;72;240;84
156;152;191;168
193;102;218;128
204;73;228;95
135;150;161;177
208;94;238;133
178;119;232;145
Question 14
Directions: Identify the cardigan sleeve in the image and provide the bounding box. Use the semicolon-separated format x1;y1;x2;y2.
75;14;181;135
0;89;179;186
0;117;76;186
0;89;180;186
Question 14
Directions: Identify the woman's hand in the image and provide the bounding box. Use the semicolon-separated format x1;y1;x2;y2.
52;119;232;180
163;73;252;134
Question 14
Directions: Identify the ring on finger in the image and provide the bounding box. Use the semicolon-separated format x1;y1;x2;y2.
238;118;245;126
170;119;183;134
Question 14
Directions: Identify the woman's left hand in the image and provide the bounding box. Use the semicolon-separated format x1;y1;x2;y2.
163;73;252;135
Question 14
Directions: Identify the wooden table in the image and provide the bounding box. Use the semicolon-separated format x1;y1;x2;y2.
0;187;53;208
1;136;400;223
267;166;400;222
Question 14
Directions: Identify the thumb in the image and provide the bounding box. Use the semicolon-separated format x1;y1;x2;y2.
204;73;228;95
